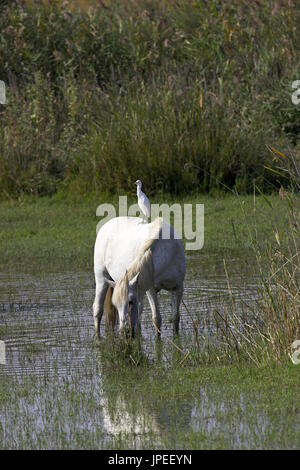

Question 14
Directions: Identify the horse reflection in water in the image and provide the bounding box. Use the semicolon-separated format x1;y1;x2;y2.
96;340;193;447
93;217;186;338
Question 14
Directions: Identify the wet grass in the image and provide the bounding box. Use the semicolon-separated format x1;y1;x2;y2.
0;270;299;449
0;347;299;449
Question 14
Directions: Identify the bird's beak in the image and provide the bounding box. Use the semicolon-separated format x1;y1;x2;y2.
134;182;137;185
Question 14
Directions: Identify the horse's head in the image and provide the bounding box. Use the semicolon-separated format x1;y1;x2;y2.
105;272;140;336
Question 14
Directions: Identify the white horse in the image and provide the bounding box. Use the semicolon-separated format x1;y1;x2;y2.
93;217;186;337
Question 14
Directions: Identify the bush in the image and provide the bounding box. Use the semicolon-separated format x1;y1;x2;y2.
0;0;299;197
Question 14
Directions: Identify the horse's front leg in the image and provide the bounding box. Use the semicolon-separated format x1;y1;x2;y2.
171;285;183;335
146;288;161;335
128;297;143;338
134;298;144;336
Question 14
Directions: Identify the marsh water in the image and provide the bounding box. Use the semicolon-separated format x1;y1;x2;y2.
0;255;258;375
0;255;297;449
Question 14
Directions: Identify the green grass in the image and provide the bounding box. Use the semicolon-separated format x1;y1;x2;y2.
0;193;290;272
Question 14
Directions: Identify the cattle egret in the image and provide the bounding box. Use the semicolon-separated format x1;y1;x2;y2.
134;180;150;221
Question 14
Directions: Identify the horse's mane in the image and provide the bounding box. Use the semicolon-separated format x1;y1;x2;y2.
127;217;162;279
112;218;163;305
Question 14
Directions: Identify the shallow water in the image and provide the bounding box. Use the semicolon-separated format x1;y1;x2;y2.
0;254;280;449
0;255;259;378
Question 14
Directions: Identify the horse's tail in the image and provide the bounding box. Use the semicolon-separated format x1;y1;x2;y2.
104;286;118;331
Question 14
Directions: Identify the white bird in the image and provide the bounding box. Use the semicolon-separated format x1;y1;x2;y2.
134;179;151;221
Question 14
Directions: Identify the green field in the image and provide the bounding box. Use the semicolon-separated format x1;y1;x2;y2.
0;193;290;271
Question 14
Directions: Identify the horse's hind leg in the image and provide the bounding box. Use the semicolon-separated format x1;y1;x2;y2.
171;285;183;335
146;288;161;335
93;280;108;338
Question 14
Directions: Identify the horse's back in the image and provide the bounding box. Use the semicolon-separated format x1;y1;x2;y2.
94;217;185;285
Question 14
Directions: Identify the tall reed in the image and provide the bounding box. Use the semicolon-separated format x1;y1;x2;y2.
0;0;299;198
213;149;299;365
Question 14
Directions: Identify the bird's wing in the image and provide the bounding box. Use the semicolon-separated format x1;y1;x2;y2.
138;193;151;218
